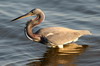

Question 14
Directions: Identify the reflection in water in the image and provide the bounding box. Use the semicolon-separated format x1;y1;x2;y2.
26;43;88;66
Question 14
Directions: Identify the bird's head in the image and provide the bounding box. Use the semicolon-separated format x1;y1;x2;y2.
11;8;43;21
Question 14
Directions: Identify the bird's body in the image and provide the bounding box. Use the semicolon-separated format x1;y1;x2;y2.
12;8;92;48
25;21;91;48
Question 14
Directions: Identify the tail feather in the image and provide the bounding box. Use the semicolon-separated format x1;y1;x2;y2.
79;30;92;36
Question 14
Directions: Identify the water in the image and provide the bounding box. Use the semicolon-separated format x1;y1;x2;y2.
0;0;100;66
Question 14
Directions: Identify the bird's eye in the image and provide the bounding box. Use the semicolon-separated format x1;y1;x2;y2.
30;9;36;13
31;11;34;14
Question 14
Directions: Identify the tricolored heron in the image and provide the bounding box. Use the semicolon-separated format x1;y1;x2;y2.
12;8;92;48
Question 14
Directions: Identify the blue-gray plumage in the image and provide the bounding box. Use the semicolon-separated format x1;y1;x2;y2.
12;8;92;48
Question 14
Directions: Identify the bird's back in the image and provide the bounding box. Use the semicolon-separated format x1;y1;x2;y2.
36;27;91;36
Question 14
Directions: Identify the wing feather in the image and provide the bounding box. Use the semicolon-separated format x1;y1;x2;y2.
46;31;80;45
36;27;81;45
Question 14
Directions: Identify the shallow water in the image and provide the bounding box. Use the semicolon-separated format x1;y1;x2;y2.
0;0;100;66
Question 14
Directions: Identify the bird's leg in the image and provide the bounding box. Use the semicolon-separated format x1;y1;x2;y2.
58;45;63;48
52;45;56;48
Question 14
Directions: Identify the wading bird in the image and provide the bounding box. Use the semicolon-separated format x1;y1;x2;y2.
12;8;92;48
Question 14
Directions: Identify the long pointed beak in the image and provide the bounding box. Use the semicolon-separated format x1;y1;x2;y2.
11;12;33;21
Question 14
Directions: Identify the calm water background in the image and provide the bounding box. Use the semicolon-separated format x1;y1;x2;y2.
0;0;100;66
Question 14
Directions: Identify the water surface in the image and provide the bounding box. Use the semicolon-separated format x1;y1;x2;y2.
0;0;100;66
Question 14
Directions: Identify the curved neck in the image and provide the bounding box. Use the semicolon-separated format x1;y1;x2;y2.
25;12;45;41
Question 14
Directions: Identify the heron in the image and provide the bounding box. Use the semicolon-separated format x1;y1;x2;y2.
12;8;92;48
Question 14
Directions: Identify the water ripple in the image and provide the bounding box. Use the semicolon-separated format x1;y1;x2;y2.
0;0;100;66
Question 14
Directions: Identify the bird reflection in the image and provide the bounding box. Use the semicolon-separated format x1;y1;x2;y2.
26;43;88;66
